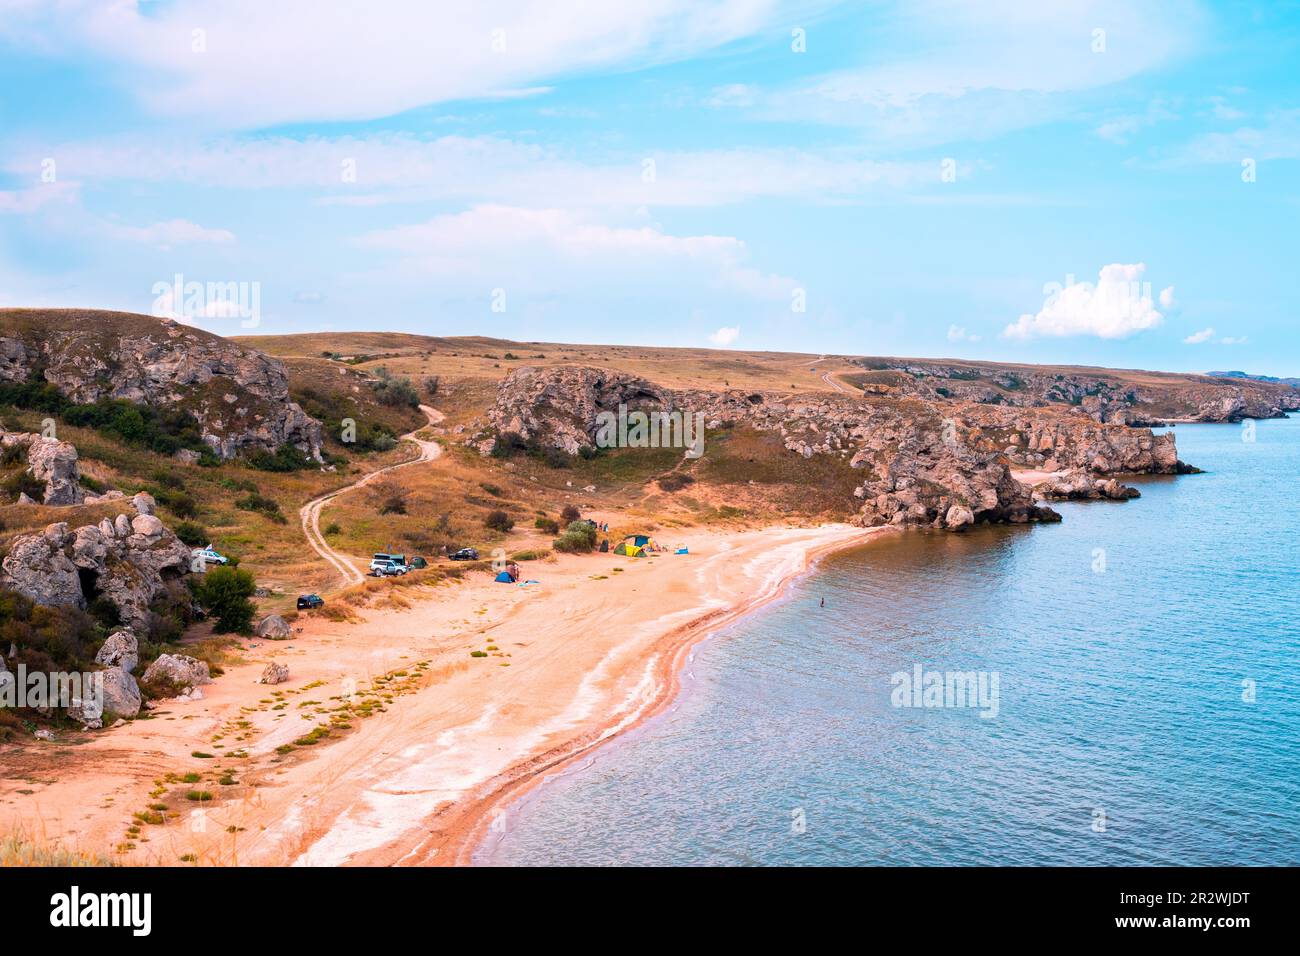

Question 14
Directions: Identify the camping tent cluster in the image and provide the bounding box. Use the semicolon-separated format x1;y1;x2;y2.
613;534;660;557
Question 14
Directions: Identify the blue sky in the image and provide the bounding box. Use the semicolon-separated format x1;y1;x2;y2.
1;1;1297;373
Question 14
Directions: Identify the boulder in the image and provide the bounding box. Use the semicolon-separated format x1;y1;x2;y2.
95;629;140;672
254;614;292;640
101;667;142;718
258;662;289;685
141;653;211;695
25;436;84;505
132;491;156;515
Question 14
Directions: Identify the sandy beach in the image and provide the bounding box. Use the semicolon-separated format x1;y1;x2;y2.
1;522;882;866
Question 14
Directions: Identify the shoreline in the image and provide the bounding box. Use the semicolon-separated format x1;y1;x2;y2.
436;525;890;867
1;522;883;866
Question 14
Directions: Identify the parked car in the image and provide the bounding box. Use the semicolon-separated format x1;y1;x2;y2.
369;553;408;575
191;545;229;567
449;548;479;561
297;594;324;610
370;560;408;577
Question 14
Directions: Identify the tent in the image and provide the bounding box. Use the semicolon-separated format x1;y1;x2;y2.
613;541;646;557
494;569;517;582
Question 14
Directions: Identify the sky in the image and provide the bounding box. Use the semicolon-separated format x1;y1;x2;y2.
0;0;1297;374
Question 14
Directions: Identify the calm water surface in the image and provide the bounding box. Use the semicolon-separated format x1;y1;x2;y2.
481;419;1300;865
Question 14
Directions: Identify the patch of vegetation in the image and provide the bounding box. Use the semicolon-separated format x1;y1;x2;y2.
246;444;314;472
371;367;420;409
484;510;514;533
173;521;209;546
534;516;559;534
553;520;597;554
191;566;257;635
234;491;286;523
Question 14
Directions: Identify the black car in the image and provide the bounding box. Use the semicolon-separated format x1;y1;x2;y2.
449;548;479;561
297;594;324;610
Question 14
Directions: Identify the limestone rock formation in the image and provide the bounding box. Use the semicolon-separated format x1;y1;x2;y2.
1030;470;1140;501
484;365;673;456
0;308;322;460
141;653;211;695
101;667;142;719
0;432;84;504
0;515;191;629
95;629;140;672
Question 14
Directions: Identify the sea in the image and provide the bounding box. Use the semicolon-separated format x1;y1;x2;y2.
479;418;1300;865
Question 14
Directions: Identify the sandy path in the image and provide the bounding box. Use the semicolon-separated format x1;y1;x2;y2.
0;522;883;866
300;404;444;588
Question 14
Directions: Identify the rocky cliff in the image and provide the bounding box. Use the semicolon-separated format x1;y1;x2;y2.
852;357;1300;424
0;432;84;504
0;308;322;460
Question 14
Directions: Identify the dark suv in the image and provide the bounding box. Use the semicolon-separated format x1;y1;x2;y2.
297;594;324;610
449;548;479;561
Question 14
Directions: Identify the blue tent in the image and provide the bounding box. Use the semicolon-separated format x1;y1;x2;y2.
494;570;515;583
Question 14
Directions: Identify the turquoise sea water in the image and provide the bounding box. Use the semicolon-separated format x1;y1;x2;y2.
480;419;1300;866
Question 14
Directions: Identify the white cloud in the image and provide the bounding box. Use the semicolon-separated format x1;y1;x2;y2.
1159;286;1177;310
709;326;741;346
716;1;1201;146
1165;109;1300;164
1183;327;1215;344
1004;263;1169;340
1219;335;1248;345
0;0;792;127
947;324;981;343
357;204;796;306
103;218;235;246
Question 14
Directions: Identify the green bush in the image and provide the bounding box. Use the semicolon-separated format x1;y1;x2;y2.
485;510;513;533
192;566;257;635
235;492;286;523
553;521;597;554
173;521;209;546
247;445;313;472
534;516;559;534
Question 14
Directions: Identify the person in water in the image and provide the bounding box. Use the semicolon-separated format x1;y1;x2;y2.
820;596;825;608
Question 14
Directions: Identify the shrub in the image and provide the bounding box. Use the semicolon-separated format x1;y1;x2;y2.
553;521;597;554
485;510;514;533
3;471;47;503
192;566;257;634
380;496;407;515
173;521;209;547
324;522;341;536
247;445;313;472
511;550;549;561
480;483;504;497
422;376;439;397
657;473;695;493
534;516;559;534
371;367;420;408
560;505;581;524
235;493;286;523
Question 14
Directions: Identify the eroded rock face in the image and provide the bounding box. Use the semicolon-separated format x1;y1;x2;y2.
0;433;84;505
0;309;322;460
141;653;211;695
1031;470;1140;501
0;515;191;629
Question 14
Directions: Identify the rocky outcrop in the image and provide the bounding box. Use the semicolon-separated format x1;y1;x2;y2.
958;406;1187;475
0;502;191;629
0;309;322;460
0;432;84;504
483;365;673;456
853;357;1300;424
254;614;291;639
141;653;210;696
101;666;142;718
1031;471;1140;501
